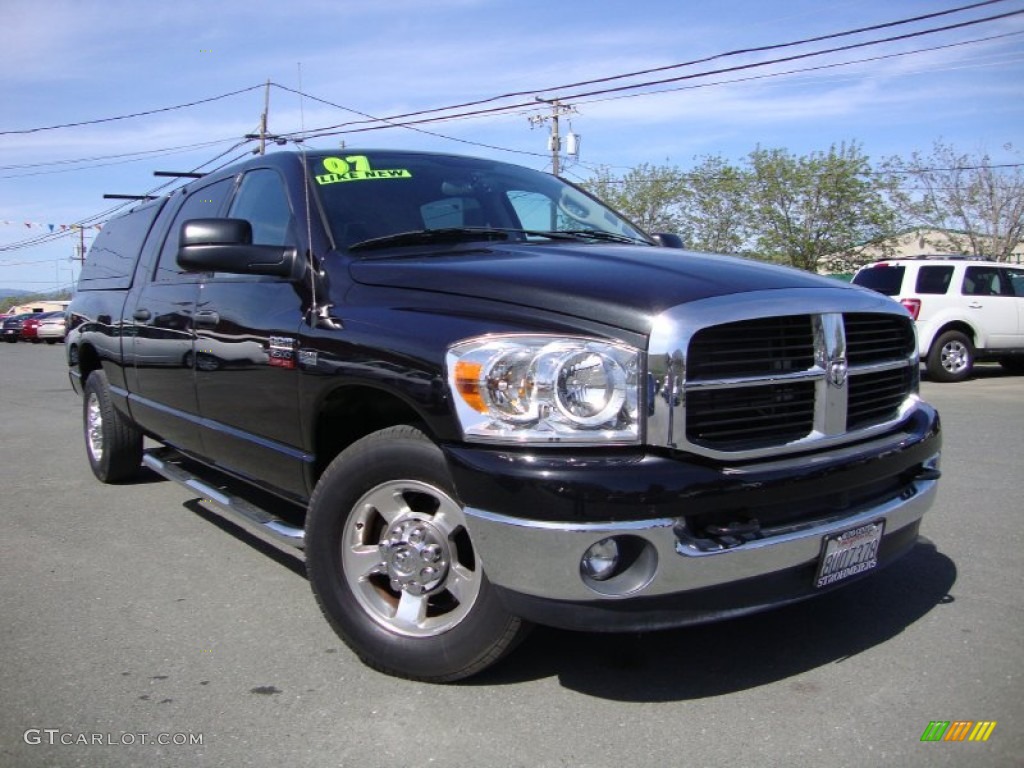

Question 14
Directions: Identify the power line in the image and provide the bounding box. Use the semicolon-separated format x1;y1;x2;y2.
548;8;1024;103
270;83;550;160
0;139;256;253
574;30;1024;109
0;138;245;180
0;84;264;136
0;138;241;175
280;0;1020;138
281;8;1024;142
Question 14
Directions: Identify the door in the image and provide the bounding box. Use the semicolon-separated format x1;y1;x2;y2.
962;266;1019;349
130;178;234;454
193;167;310;497
1004;267;1024;346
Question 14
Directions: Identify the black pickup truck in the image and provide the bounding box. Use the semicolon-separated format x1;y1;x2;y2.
67;149;941;681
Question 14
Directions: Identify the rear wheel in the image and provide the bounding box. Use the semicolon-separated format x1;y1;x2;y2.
305;425;528;682
83;370;143;483
926;331;974;382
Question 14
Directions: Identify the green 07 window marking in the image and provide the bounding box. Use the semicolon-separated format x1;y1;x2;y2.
316;155;412;185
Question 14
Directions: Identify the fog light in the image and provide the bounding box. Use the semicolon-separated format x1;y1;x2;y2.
581;537;620;581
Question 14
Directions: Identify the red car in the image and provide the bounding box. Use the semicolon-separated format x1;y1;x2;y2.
3;312;38;343
19;311;64;343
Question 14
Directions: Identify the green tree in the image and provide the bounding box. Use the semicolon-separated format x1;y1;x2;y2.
581;163;687;233
882;140;1024;262
677;155;750;254
746;142;896;272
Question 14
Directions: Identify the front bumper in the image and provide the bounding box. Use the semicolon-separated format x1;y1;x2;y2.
445;404;940;631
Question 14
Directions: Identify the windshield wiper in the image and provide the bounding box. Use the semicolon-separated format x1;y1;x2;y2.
541;229;650;245
349;227;511;251
348;226;650;252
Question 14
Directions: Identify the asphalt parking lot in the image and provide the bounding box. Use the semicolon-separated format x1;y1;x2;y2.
1;342;1021;768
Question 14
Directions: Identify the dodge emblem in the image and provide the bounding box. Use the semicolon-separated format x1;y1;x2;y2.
828;358;848;388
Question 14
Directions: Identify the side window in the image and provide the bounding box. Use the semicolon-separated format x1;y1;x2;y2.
915;266;954;295
79;200;164;290
227;169;297;246
154;179;234;282
852;265;905;296
1002;268;1024;297
958;268;1007;296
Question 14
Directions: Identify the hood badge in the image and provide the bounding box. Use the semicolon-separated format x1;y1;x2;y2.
827;357;849;388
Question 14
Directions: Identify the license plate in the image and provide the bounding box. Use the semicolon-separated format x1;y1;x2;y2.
814;520;885;589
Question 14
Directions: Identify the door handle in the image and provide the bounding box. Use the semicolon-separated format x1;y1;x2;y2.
194;310;220;327
133;308;151;322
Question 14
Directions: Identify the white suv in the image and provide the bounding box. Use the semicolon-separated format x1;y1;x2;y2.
853;257;1024;381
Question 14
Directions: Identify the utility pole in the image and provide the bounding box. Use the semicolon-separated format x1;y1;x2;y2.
68;225;86;293
529;98;577;176
72;225;86;264
246;80;288;153
259;79;271;155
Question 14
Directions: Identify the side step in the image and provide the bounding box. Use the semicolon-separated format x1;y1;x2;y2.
142;447;306;553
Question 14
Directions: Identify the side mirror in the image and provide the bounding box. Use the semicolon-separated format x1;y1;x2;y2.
650;232;684;249
178;218;304;280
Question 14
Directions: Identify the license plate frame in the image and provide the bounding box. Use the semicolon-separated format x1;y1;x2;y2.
814;519;885;589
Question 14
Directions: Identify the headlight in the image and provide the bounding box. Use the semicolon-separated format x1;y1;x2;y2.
446;335;641;444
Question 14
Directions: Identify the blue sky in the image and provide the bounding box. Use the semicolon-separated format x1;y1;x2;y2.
2;0;1023;292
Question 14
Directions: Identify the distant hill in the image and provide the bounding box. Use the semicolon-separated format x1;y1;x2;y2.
0;288;71;313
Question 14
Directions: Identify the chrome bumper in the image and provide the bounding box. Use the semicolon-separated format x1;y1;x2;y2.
464;468;939;603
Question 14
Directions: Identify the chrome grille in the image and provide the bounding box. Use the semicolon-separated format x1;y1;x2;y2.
848;367;914;430
686;381;816;450
687;316;814;380
844;313;916;364
646;291;919;460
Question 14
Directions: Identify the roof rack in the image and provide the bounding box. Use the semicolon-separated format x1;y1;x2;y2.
901;254;984;261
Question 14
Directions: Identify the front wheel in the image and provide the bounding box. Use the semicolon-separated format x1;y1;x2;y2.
926;331;974;382
305;425;528;682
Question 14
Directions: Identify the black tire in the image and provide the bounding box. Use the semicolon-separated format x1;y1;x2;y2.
83;370;144;483
926;331;974;382
305;425;529;682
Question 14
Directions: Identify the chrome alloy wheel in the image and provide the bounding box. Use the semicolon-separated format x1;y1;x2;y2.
940;339;970;375
341;479;481;638
85;391;104;462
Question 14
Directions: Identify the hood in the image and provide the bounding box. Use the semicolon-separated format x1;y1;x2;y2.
348;243;851;334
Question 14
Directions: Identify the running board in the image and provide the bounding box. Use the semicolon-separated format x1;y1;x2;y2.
142;448;306;552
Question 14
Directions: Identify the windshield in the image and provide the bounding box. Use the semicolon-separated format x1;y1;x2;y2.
309;151;650;251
